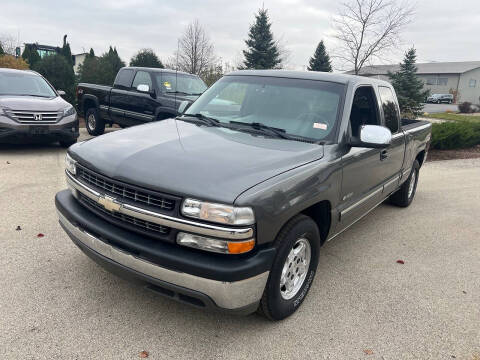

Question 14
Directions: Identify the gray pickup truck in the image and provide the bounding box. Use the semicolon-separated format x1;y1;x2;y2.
55;70;431;320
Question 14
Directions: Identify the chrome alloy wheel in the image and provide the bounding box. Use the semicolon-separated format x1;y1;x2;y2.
87;113;96;130
408;169;416;199
280;237;311;300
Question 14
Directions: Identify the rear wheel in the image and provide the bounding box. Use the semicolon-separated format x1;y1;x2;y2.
390;160;420;207
85;107;105;136
258;215;320;321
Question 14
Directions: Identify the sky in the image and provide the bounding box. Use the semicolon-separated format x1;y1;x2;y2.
1;0;479;71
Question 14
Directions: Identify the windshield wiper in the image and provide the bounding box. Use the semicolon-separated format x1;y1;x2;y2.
229;121;322;144
229;121;295;140
10;94;52;98
179;113;221;127
166;91;190;95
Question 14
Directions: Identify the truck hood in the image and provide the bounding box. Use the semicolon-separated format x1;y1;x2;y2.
0;95;68;111
70;119;324;204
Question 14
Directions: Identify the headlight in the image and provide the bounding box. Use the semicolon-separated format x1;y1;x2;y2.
65;152;77;175
181;198;255;225
177;232;255;254
63;105;76;117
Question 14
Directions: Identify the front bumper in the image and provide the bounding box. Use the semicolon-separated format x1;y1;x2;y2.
55;190;275;313
0;114;79;141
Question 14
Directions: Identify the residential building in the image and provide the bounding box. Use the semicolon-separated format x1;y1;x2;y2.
73;53;88;74
347;61;480;104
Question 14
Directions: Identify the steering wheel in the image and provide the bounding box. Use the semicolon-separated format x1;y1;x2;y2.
294;112;330;135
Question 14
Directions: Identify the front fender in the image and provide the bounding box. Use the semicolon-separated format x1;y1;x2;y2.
234;152;342;246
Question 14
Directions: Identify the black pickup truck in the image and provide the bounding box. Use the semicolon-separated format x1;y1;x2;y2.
57;70;431;320
77;67;207;135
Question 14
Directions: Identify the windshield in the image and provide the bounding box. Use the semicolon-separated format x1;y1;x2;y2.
155;73;207;95
185;75;345;141
0;72;57;97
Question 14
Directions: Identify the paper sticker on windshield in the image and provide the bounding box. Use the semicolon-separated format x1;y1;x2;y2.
313;123;327;130
163;81;172;90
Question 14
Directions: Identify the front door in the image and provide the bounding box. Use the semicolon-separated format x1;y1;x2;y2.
337;86;385;232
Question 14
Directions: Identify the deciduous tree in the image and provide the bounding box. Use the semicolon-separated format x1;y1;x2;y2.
0;55;29;70
130;48;164;68
175;20;216;77
334;0;414;74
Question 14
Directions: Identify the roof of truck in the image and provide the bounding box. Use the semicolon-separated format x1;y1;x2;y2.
122;67;200;77
226;69;391;86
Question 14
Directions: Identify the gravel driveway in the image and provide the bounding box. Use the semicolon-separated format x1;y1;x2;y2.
0;129;479;359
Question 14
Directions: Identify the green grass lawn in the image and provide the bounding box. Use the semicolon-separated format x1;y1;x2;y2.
424;112;480;122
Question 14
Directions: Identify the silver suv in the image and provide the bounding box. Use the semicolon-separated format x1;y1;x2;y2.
426;93;454;104
0;68;78;147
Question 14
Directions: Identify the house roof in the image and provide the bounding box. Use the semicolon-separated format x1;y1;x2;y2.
347;61;480;75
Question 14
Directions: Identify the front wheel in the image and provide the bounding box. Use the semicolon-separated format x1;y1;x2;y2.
390;160;420;207
85;108;105;136
258;215;320;320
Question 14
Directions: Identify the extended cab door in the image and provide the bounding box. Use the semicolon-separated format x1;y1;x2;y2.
377;86;405;194
337;86;385;232
110;68;135;124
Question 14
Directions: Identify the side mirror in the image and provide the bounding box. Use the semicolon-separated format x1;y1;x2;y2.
57;90;66;96
352;125;392;148
177;100;191;114
136;84;150;93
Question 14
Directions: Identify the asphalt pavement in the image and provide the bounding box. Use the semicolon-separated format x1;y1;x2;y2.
0;128;479;359
422;103;458;114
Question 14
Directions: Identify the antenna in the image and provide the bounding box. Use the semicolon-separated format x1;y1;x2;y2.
175;39;179;113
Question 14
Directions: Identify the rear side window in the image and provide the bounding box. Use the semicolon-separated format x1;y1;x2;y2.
114;69;134;88
132;71;153;89
378;86;400;133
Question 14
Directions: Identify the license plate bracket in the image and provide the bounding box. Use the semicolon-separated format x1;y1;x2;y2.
29;126;50;135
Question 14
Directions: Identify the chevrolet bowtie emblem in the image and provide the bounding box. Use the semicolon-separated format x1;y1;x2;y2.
98;195;121;212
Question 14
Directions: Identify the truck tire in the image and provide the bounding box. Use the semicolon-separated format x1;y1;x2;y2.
390;160;420;207
258;214;320;321
85;108;105;136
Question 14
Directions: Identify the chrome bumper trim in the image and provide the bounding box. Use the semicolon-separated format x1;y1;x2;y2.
65;171;254;240
58;211;268;309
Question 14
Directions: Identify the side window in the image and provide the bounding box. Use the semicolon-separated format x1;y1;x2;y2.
378;86;399;133
349;86;380;138
114;69;134;88
132;71;153;90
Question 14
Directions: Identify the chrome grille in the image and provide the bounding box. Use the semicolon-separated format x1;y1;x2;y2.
76;165;176;212
6;110;61;124
79;193;170;235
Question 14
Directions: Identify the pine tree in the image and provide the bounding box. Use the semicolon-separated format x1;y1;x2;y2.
21;45;41;67
88;48;95;58
307;40;332;72
60;42;73;66
33;54;75;103
388;48;429;119
242;8;281;69
0;43;4;56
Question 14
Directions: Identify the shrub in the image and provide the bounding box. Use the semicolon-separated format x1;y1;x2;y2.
0;55;29;69
431;121;480;150
458;102;473;113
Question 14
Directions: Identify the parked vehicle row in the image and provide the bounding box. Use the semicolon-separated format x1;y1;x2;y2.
77;67;207;135
56;70;431;320
0;68;78;147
